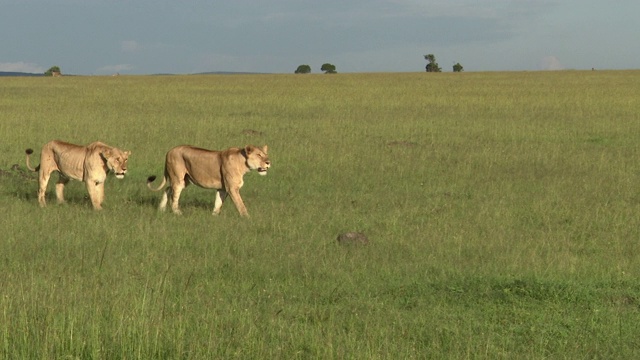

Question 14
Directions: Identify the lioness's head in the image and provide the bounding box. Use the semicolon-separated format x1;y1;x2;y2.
244;145;270;176
101;148;131;179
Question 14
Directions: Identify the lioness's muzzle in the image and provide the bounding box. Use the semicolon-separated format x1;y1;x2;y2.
258;161;270;175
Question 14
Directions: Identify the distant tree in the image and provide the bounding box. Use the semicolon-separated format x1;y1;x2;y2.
295;64;311;74
45;66;61;77
320;63;337;74
453;62;464;72
424;54;441;72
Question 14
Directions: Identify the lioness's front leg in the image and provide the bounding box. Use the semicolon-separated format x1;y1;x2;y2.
227;187;249;217
86;181;105;210
213;189;227;215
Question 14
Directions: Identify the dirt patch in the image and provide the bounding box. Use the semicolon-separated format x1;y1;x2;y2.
241;129;264;136
337;232;369;245
0;164;34;180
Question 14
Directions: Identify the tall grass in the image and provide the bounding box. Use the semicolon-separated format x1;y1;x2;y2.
1;71;640;358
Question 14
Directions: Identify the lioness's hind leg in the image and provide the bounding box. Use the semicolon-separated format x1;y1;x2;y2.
170;183;185;215
37;171;53;207
213;189;227;215
158;188;169;212
55;175;70;205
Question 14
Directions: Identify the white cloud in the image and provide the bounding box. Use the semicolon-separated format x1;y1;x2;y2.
96;64;134;74
0;62;45;73
539;56;564;70
121;40;140;53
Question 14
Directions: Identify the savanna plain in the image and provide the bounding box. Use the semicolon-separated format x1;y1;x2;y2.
1;71;639;359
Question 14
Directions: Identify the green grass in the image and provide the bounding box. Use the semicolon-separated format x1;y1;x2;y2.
1;71;640;358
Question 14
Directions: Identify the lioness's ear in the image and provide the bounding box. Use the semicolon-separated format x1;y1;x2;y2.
262;145;268;154
124;150;131;156
244;145;253;154
101;149;113;159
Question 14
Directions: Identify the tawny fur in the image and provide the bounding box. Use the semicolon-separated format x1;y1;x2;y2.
25;140;131;210
147;144;270;217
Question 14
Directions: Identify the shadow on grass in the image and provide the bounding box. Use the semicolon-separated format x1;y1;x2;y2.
1;164;225;214
135;194;217;213
0;164;39;202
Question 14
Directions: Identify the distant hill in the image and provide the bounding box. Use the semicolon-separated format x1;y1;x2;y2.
193;71;265;75
151;72;265;76
0;71;263;77
0;72;43;77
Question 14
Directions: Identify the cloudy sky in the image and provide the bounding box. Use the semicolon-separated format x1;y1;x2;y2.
1;0;638;75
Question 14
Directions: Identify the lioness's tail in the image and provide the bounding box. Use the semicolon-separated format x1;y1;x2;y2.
147;175;167;191
25;149;40;172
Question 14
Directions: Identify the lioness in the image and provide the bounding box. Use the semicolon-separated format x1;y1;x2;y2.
147;144;270;217
25;140;131;210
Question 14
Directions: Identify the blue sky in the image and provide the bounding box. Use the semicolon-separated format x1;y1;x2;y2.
1;0;638;75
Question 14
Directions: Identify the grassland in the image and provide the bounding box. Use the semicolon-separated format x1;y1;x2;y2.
1;70;639;359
